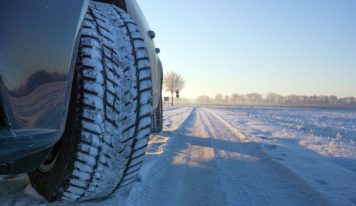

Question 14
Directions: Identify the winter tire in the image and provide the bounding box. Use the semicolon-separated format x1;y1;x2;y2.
28;2;152;202
152;97;163;133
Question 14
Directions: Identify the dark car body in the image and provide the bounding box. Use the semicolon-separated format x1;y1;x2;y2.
0;0;162;174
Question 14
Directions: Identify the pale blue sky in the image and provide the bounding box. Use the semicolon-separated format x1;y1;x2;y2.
137;0;356;98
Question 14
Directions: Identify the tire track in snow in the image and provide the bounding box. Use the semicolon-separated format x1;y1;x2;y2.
199;108;333;206
162;106;194;131
127;107;229;206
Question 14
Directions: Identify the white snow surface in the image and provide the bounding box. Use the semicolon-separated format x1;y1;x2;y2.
1;106;356;206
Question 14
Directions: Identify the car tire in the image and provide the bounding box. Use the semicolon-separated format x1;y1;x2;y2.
152;97;163;133
28;2;152;202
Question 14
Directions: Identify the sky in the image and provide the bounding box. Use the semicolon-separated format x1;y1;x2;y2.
137;0;356;99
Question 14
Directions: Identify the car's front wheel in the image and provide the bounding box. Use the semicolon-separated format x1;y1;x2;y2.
28;2;152;202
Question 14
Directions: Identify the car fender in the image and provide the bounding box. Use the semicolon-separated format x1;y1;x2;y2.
0;0;89;164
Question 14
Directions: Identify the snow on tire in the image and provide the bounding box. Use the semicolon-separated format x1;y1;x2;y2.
28;2;152;202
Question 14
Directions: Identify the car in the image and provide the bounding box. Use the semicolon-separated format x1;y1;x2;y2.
0;0;163;202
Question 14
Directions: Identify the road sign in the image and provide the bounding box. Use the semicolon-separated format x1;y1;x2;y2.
164;97;170;102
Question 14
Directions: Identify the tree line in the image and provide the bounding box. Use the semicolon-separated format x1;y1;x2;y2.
196;93;356;108
162;71;356;108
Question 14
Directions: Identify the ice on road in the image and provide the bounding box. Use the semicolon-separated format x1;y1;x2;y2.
1;106;355;206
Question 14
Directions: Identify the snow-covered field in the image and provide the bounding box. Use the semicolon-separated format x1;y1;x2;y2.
1;106;355;205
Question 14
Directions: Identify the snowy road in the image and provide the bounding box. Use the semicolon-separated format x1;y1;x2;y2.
128;107;338;206
1;106;355;205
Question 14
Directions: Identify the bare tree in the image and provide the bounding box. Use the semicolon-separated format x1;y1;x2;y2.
214;94;223;104
163;71;185;106
246;93;263;104
266;92;284;105
224;95;231;104
196;95;211;104
329;95;338;106
237;94;247;105
231;93;239;105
